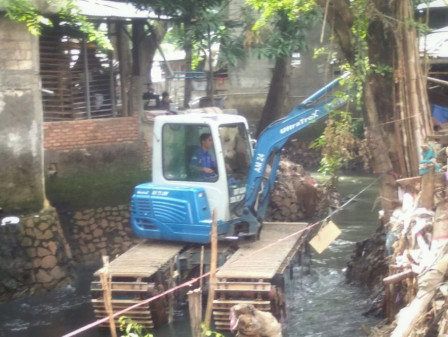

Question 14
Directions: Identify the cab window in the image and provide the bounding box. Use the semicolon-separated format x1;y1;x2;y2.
162;124;217;182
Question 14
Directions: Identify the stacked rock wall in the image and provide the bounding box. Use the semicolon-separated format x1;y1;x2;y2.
0;207;73;302
0;204;140;302
62;205;140;263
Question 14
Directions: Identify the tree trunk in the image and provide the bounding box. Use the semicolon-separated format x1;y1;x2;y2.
116;22;131;117
392;0;432;176
144;23;166;85
183;22;193;108
318;0;431;220
364;83;399;219
206;26;215;103
256;55;291;137
315;0;354;64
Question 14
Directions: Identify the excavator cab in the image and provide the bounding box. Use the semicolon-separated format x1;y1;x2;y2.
131;113;254;243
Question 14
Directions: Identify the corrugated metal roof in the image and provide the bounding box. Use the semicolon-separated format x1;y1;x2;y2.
417;0;448;10
76;0;165;20
420;26;448;59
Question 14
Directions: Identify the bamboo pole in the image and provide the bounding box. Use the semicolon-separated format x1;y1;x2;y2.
168;258;175;323
383;269;414;285
188;288;202;337
204;209;218;330
427;77;448;87
100;256;117;337
200;245;204;290
419;167;435;209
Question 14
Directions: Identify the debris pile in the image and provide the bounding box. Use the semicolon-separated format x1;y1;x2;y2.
364;145;448;337
266;159;335;222
284;141;322;169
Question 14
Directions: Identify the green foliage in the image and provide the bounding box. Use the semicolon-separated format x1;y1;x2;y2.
162;2;246;69
117;318;225;337
164;24;205;70
58;0;112;50
200;323;226;337
119;317;153;337
130;0;223;20
246;0;321;58
4;0;112;50
370;63;393;78
5;0;52;35
311;110;353;185
410;19;432;35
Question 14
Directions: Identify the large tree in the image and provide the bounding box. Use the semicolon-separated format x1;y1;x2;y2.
130;0;224;107
320;0;431;218
249;0;432;219
245;1;321;137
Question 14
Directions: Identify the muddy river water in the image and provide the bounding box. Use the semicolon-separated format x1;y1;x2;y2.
0;174;382;337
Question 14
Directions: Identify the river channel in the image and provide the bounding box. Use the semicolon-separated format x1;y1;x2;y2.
0;174;382;337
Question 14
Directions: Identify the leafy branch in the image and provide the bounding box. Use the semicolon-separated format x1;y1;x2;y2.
4;0;112;50
119;316;153;337
5;0;52;35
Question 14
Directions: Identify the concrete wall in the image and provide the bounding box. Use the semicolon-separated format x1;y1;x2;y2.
0;13;148;301
0;17;45;213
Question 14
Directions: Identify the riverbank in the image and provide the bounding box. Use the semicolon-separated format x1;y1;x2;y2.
346;166;448;336
0;174;383;337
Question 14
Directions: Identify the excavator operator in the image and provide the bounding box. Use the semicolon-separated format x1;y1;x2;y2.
189;133;218;181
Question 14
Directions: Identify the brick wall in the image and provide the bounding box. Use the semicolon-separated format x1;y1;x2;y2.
43;117;139;151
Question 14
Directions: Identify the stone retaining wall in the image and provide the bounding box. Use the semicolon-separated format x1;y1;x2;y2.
61;205;140;264
0;204;140;302
0;207;73;302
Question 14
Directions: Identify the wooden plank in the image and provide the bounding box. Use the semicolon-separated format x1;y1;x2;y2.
94;308;152;315
427;134;448;145
92;299;151;305
215;281;271;292
93;304;151;311
212;299;271;309
214;322;231;330
99;317;154;329
212;311;231;317
216;222;307;279
91;281;154;292
94;240;185;278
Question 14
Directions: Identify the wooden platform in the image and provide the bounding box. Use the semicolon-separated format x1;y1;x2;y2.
428;131;448;146
213;221;308;330
216;221;307;279
90;223;309;331
94;240;185;278
91;240;185;329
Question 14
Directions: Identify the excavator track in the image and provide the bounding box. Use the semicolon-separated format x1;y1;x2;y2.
90;222;308;331
90;240;185;329
212;221;308;330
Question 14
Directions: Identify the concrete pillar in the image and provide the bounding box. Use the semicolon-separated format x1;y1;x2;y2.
0;17;45;213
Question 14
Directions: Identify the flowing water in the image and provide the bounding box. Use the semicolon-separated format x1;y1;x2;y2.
0;174;381;337
283;174;381;337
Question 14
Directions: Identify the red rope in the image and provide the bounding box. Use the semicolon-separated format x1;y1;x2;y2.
62;222;318;337
62;271;210;337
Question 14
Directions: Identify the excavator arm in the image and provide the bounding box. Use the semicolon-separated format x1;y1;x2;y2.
240;73;351;231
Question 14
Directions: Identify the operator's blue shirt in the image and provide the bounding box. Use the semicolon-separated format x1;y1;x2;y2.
189;147;217;181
